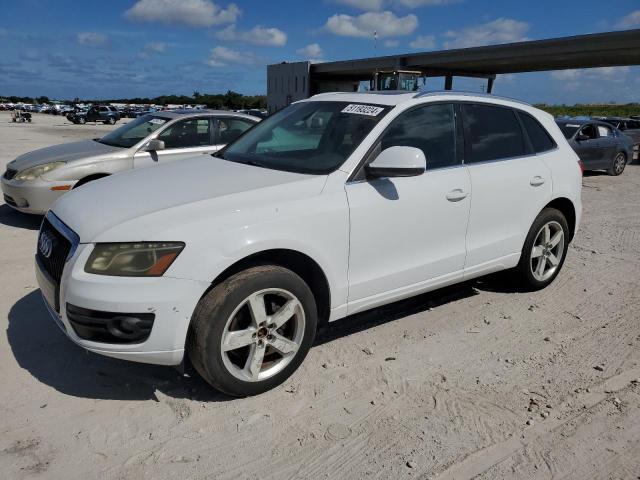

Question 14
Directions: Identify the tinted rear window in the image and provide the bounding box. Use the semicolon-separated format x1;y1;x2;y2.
519;112;556;153
463;104;526;163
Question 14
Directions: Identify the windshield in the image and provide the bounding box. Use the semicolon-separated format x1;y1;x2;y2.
557;123;581;139
98;115;170;148
220;101;390;174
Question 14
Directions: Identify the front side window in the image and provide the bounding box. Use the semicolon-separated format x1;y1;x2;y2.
216;117;255;144
221;101;390;174
379;103;457;170
463;104;526;163
519;112;556;153
158;118;211;149
580;124;598;140
98;115;170;148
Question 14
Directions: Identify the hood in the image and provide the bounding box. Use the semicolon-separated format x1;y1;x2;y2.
8;140;122;172
52;156;326;242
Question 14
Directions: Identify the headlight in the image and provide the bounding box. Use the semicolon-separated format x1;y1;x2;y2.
85;242;185;277
15;162;66;181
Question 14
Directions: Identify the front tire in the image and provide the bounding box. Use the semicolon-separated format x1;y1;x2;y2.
188;265;318;396
609;152;626;176
78;117;86;125
515;208;569;291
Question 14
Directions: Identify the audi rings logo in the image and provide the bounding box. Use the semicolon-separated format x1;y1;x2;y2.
38;231;55;258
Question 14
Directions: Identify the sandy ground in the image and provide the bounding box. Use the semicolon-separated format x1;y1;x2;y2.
0;112;639;480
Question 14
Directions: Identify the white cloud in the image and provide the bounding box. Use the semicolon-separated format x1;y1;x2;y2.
215;25;287;46
383;39;399;47
616;10;640;29
551;67;630;85
207;46;259;66
335;0;385;10
140;41;167;58
324;11;418;38
396;0;459;7
443;18;529;49
409;34;436;49
77;32;109;47
125;0;241;27
334;0;458;10
297;43;324;60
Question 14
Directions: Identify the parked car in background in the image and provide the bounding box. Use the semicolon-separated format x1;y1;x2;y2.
34;91;582;396
556;119;633;175
68;105;120;125
599;117;640;161
134;107;158;118
2;110;260;214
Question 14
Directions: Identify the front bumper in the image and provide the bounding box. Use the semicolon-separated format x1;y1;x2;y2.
1;176;76;214
36;241;210;366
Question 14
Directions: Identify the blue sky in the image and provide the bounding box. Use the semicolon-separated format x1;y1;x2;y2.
1;0;639;103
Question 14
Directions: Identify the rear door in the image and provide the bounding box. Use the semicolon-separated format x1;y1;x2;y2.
595;123;617;166
462;103;553;275
133;117;215;168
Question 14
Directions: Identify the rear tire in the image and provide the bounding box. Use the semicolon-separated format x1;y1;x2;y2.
609;152;626;176
515;208;569;291
188;265;317;396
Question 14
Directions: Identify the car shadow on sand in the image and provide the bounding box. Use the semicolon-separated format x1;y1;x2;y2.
0;204;42;230
9;278;519;402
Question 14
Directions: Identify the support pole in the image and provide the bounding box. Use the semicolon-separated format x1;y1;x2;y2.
487;75;496;94
444;75;453;90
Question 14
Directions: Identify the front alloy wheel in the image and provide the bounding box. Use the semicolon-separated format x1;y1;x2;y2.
221;289;305;382
188;265;317;396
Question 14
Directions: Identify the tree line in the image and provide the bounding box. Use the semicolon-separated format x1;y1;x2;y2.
1;90;267;110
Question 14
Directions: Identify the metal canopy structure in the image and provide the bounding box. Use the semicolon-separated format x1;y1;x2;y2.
266;29;640;112
311;29;640;81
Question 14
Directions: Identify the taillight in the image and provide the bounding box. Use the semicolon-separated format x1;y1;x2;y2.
578;160;585;175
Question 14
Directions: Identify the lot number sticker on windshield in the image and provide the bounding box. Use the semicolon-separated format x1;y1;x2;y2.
149;118;167;125
341;104;385;116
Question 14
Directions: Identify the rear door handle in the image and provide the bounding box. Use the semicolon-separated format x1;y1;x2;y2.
446;189;468;202
530;176;545;187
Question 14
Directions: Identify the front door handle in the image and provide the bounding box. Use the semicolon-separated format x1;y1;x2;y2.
446;189;468;202
530;176;545;187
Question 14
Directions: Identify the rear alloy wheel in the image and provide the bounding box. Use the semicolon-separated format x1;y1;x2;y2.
530;221;565;282
609;152;626;176
515;208;569;291
106;117;115;125
188;265;317;396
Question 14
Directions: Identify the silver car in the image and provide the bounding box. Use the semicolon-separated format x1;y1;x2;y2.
2;110;260;214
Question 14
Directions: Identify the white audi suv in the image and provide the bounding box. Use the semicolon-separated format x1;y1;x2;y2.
35;91;582;396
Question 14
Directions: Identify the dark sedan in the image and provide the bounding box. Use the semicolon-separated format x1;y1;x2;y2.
556;119;634;176
598;117;640;161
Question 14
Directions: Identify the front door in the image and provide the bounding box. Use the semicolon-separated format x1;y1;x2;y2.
346;103;470;313
133;117;215;168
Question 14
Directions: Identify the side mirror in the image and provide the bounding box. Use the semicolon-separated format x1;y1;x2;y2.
576;134;589;142
366;146;426;178
144;139;165;152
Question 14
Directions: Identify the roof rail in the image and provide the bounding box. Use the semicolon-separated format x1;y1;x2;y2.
413;90;532;106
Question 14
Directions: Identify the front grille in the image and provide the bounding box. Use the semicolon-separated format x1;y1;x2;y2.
66;304;155;344
37;217;72;287
3;168;17;180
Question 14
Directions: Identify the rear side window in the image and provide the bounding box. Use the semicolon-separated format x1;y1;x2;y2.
519;112;557;153
379;103;458;170
597;125;614;137
463;104;526;163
